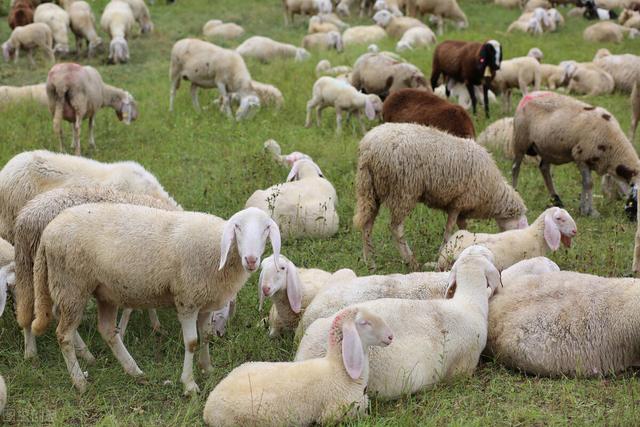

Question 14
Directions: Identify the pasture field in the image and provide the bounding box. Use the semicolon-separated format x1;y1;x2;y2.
1;0;640;424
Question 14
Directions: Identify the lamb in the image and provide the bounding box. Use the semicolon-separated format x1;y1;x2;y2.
566;62;615;96
492;56;541;112
302;31;343;51
0;83;48;107
263;139;311;167
203;307;393;426
583;21;639;42
342;25;387;46
406;0;469;34
619;8;640;28
8;0;34;30
295;246;500;400
202;19;244;39
539;62;572;89
396;26;437;51
31;206;281;395
354;123;527;270
2;22;54;64
33;3;70;55
592;48;640;92
436;207;577;271
236;36;310;63
304;76;383;134
434;79;497;111
100;0;134;64
119;0;153;33
372;9;428;38
0;149;180;243
382;88;475;138
430;40;502;117
512;91;640;216
631;80;639;141
68;1;102;57
245;158;340;238
283;0;332;25
249;80;284;109
169;38;260;121
315;59;352;77
258;254;357;337
46;63;138;156
351;52;427;99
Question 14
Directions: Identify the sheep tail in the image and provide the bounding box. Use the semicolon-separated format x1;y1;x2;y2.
31;243;52;336
353;162;378;230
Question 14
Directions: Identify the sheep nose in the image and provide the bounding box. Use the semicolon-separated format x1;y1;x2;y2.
245;256;258;269
262;286;271;296
388;334;394;342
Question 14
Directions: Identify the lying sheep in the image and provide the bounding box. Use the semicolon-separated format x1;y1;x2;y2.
373;9;427;38
499;256;559;283
351;52;427;99
583;21;639;42
495;0;521;7
0;83;48;107
492;56;541;112
507;15;544;35
202;19;245;39
305;76;383;134
342;25;387;46
203;307;393;426
382;88;475;138
315;59;352;77
396;26;437;51
32;206;281;395
619;8;640;28
523;0;551;11
513;91;640;216
245;159;339;238
539;62;572;89
436;207;577;271
295;246;499;400
433;79;497;111
68;1;102;57
302;31;343;51
100;0;134;64
593;48;640;92
283;0;332;25
46;63;138;156
2;22;54;64
406;0;468;34
119;0;153;33
33;3;69;55
566;62;615;96
263;139;311;167
355;123;527;270
236;36;310;63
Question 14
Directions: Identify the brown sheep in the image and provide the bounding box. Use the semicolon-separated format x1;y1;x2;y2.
8;0;34;30
382;88;475;138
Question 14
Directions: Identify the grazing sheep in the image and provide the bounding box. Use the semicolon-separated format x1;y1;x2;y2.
631;81;639;141
592;48;640;92
307;14;340;33
295;246;499;400
8;0;34;30
68;1;102;57
315;59;352;77
203;307;393;426
245;159;339;238
46;63;138;156
337;0;376;16
436;207;577;271
512;91;640;216
539;62;572;89
169;39;260;121
31;206;281;395
342;25;387;46
100;0;134;64
351;52;427;99
430;40;502;117
33;3;69;55
0;83;48;107
396;26;437;51
406;0;468;34
283;0;332;25
619;8;640;28
492;56;541;112
354;123;527;269
119;0;153;33
374;0;406;15
566;62;615;96
302;31;343;51
583;21;639;42
263;139;311;167
236;36;310;63
382;88;475;138
202;19;245;39
507;16;544;35
2;22;54;64
373;9;427;38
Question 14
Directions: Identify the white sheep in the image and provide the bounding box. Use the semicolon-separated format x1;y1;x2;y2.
583;21;639;42
236;36;310;63
507;16;544;35
33;3;70;55
434;80;497;111
2;22;54;64
0;83;48;107
492;56;541;112
100;0;134;64
315;59;352;77
539;62;572;89
302;31;343;51
119;0;153;33
477;117;538;165
263;139;311;167
283;0;332;25
203;307;393;426
500;256;559;284
31;206;281;395
406;0;468;34
563;62;614;96
395;25;436;51
374;0;405;16
245;158;339;239
305;76;382;134
202;19;244;39
46;63;138;156
68;1;102;57
308;13;348;33
342;25;387;46
592;48;640;93
295;246;499;399
436;207;577;271
373;9;427;38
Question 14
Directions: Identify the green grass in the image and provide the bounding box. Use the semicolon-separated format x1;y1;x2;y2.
1;0;640;424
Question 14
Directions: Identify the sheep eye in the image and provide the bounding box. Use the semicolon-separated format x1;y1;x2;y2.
280;267;286;271
235;224;241;231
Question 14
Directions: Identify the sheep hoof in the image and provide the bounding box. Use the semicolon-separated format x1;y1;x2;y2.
183;382;200;396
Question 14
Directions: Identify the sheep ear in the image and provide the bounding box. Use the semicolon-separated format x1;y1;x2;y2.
258;267;266;312
268;219;281;268
445;271;456;299
342;319;364;380
219;218;236;270
544;209;561;251
485;262;502;297
364;98;376;120
286;260;302;313
286;162;300;182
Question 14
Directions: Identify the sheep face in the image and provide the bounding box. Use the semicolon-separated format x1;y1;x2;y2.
329;31;343;52
295;48;310;62
258;255;302;313
367;94;383;119
235;94;260;121
396;40;411;52
480;40;502;73
2;42;15;62
544;207;577;250
374;0;387;12
109;37;129;64
53;43;70;57
115;93;138;124
286;159;324;181
528;47;544;62
353;308;394;348
373;10;393;27
314;0;333;14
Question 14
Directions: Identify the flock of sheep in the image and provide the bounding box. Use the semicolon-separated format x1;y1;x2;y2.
1;0;640;423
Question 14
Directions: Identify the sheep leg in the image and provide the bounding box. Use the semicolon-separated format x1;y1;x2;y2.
216;83;233;119
97;300;144;378
74;331;96;364
390;206;419;270
512;153;524;188
148;309;161;332
190;84;201;112
578;163;599;217
88;116;96;149
630;116;638;142
27;49;35;66
305;97;320;127
436;15;444;36
196;310;213;373
46;46;55;63
456;215;467;230
539;159;563;208
14;46;20;63
169;76;180;112
316;105;326;127
178;311;200;395
482;82;491;118
466;82;477;115
355;110;367;134
72;115;82;156
361;207;380;271
444;209;460;242
118;308;133;337
56;312;88;392
335;108;343;135
23;328;38;359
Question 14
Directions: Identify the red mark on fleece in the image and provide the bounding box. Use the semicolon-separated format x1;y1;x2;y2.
517;91;553;112
328;308;356;346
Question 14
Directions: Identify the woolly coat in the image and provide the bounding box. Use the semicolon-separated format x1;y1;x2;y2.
342;25;386;46
593;51;640;92
351;52;427;98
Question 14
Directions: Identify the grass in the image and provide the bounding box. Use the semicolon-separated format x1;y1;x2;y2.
1;0;640;424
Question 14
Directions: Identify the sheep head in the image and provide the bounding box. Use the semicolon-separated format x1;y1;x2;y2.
295;48;310;62
329;31;343;52
336;1;350;17
314;0;333;14
141;20;154;34
53;42;70;57
480;40;502;75
373;10;393;27
88;37;103;57
396;40;412;52
115;92;138;124
2;41;15;62
235;94;260;121
108;36;129;64
258;254;302;313
286;158;324;181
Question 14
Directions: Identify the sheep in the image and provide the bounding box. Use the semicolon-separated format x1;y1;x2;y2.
245;158;340;238
100;0;134;64
119;0;153;33
565;62;615;96
0;83;48;107
9;0;34;30
382;88;475;138
406;0;468;34
295;246;500;400
487;270;640;377
523;0;552;11
592;48;640;92
373;9;427;38
430;40;502;117
436;207;577;271
396;25;437;51
33;3;69;55
583;21;639;42
68;1;102;57
203;306;393;426
169;39;260;121
202;19;244;39
258;254;357;337
434;79;498;111
336;0;376;17
351;52;428;99
583;0;618;19
31;206;281;395
342;25;387;46
492;56;541;112
236;36;310;63
631;80;639;141
283;0;332;25
499;256;559;284
263;139;312;167
619;8;640;28
507;16;544;35
539;62;572;89
476;117;539;164
2;22;54;64
527;47;543;62
302;31;343;51
374;0;406;15
0;149;180;244
249;80;284;109
46;63;138;156
512;91;640;216
547;8;564;29
354;123;528;270
307;13;348;33
315;59;352;77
